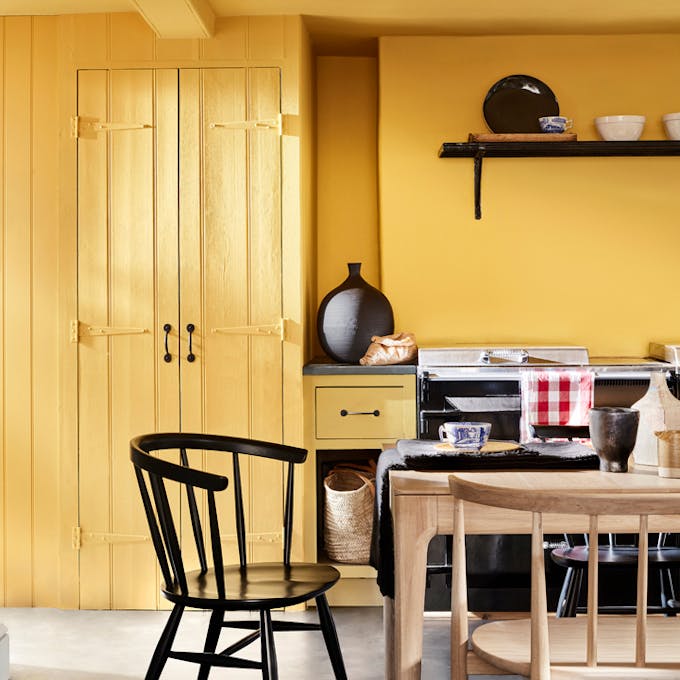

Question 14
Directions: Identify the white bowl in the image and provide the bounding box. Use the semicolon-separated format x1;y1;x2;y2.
663;112;680;140
438;421;491;449
595;115;645;141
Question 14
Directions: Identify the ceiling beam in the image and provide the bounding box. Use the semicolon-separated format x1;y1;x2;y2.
130;0;215;38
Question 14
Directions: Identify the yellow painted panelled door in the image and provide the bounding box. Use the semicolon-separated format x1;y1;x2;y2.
76;67;284;609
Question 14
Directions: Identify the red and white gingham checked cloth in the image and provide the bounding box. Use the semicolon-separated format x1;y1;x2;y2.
519;370;594;443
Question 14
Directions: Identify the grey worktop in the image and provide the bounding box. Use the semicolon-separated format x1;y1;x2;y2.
303;357;416;375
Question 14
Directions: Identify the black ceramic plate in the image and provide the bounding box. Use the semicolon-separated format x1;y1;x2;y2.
483;74;559;133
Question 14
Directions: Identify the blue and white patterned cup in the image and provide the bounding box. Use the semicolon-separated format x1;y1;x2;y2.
539;115;573;133
438;422;492;449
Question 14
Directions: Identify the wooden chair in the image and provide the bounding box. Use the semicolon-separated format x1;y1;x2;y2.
449;470;680;679
552;530;680;617
530;424;680;617
130;432;347;680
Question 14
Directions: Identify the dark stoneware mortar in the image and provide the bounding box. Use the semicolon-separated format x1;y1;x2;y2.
589;406;640;473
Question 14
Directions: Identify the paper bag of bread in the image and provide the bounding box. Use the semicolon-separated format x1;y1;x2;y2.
359;332;417;366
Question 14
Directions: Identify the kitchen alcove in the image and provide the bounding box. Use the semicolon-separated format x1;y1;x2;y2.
439;140;680;219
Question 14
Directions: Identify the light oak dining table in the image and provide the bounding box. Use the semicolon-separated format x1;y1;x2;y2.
384;465;680;680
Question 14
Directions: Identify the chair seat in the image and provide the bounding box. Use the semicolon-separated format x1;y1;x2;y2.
472;616;680;678
551;545;680;569
162;562;341;609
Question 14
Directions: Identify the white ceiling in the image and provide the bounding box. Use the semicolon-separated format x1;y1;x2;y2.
2;0;680;53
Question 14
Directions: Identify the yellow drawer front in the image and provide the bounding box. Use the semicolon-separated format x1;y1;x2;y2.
315;386;406;439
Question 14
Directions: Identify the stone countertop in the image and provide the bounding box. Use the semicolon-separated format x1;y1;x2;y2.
303;356;416;375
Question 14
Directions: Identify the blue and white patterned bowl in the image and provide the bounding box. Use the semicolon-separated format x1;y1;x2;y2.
438;422;492;449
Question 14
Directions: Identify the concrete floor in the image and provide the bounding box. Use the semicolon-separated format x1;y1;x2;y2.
0;606;522;679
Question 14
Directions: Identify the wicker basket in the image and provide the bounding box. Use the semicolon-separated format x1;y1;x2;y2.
323;469;375;564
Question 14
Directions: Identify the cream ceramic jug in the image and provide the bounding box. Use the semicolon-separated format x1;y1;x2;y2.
631;372;680;466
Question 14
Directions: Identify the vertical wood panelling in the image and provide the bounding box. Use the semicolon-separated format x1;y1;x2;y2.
0;13;307;608
77;69;182;609
72;15;109;63
77;69;113;609
4;16;34;606
154;38;198;62
176;69;215;574
248;67;282;443
108;69;159;609
248;67;284;562
31;15;61;608
200;17;248;61
183;68;250;562
247;17;285;61
154;71;182;609
155;69;181;433
0;16;5;605
199;68;249;440
56;15;80;609
278;18;307;561
177;67;203;437
109;14;154;62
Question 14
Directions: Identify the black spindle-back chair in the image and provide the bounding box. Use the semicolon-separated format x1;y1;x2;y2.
131;432;347;680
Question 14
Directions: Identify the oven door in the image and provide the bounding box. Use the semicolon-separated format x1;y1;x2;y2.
418;376;521;440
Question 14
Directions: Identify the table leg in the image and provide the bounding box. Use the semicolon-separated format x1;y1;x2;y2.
451;498;468;680
384;596;395;680
392;494;438;680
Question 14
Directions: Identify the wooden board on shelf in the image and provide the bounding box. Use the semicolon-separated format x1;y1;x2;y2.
468;132;577;142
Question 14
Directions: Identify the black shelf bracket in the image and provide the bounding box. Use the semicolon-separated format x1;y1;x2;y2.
439;140;680;220
473;147;485;219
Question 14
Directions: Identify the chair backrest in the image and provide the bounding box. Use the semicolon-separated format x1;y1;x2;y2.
448;470;680;679
130;432;307;595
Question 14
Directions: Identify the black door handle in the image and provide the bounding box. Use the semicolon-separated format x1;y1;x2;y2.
186;323;195;363
163;324;172;363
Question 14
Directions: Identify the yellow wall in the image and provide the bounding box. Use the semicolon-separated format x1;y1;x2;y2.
315;56;380;351
0;12;312;607
379;34;680;357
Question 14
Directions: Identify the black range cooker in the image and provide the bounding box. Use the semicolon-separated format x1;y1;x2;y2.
416;344;680;612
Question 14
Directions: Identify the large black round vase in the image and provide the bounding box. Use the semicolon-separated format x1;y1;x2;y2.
589;407;640;473
317;262;394;364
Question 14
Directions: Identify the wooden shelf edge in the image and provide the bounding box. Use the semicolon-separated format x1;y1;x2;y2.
439;140;680;158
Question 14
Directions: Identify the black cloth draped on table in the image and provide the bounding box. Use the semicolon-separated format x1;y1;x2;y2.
369;439;599;599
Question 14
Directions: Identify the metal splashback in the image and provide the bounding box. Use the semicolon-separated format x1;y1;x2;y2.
418;345;590;368
418;344;674;382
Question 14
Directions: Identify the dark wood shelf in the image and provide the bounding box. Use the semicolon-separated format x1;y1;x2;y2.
440;140;680;158
438;140;680;218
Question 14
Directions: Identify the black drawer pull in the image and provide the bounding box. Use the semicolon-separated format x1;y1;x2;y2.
162;323;172;363
340;409;380;417
186;323;196;363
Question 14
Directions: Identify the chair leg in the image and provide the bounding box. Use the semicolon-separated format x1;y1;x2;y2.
259;609;278;680
661;569;677;616
316;594;348;680
145;603;184;680
566;568;584;617
197;608;224;680
555;567;574;618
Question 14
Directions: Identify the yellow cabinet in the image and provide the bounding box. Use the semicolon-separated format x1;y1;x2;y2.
315;386;411;440
75;67;287;609
303;367;416;605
